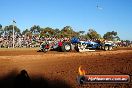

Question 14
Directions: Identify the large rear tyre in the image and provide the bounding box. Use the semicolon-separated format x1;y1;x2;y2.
104;46;108;51
61;42;71;52
108;46;113;50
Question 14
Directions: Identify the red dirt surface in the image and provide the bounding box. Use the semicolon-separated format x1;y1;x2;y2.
0;48;132;88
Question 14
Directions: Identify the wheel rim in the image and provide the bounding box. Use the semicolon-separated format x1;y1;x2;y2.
109;46;112;50
105;46;108;50
65;45;71;51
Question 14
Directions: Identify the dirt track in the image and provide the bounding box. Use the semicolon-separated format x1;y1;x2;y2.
0;48;132;88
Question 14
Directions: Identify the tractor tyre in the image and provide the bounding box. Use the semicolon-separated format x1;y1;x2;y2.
104;46;109;51
108;46;113;50
61;42;71;52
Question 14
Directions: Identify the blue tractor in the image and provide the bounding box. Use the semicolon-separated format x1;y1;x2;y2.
62;37;114;52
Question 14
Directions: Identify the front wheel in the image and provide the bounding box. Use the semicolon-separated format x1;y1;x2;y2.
61;42;71;52
41;48;48;53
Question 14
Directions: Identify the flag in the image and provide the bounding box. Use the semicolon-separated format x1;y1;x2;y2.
13;20;16;23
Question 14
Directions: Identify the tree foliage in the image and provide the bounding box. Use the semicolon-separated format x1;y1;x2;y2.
103;31;119;41
22;29;32;37
0;24;3;37
40;27;55;37
86;29;101;39
2;25;21;37
30;25;41;35
60;26;79;37
0;24;123;41
0;24;2;29
79;31;85;35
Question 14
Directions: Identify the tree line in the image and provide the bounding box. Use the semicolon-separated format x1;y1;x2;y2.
0;24;120;41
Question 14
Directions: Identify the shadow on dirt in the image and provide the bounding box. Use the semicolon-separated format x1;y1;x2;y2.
0;70;72;88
